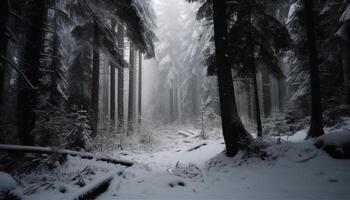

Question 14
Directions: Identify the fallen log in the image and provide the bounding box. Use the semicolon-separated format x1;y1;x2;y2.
0;144;134;167
66;170;117;200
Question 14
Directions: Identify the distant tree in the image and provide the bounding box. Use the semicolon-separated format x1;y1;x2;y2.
287;0;350;129
127;41;136;135
117;24;125;136
138;52;142;124
110;19;117;123
227;0;291;137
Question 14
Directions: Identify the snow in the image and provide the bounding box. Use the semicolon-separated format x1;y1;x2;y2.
340;5;350;22
4;120;350;199
0;172;17;194
318;131;350;147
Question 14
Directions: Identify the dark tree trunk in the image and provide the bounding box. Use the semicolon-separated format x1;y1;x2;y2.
0;0;9;114
303;0;324;138
110;20;117;123
261;69;271;117
91;20;100;136
213;0;249;157
138;52;142;124
248;0;262;137
117;24;125;135
127;42;135;135
17;0;46;145
252;74;262;137
346;28;350;104
247;83;252;120
278;79;285;110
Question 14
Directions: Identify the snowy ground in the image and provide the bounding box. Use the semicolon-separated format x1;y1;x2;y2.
1;122;350;200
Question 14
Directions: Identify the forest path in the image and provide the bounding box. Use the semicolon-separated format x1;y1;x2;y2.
96;134;350;200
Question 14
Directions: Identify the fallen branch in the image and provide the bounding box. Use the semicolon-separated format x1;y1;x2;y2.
0;144;134;167
188;130;198;136
177;131;192;138
187;143;207;152
66;170;117;200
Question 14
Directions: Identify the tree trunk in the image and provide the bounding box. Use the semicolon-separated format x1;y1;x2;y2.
0;0;9;109
117;24;125;135
261;69;271;117
248;0;262;137
303;0;324;138
345;28;350;104
110;20;117;123
169;82;174;122
213;0;249;157
252;74;262;137
91;20;100;137
138;52;142;124
127;42;135;135
17;0;46;145
247;83;252;120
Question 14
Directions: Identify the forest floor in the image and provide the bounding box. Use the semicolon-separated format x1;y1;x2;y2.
2;121;350;200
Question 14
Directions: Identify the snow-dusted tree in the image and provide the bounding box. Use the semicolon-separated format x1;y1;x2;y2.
67;0;156;137
303;0;324;138
225;0;291;137
151;0;206;124
286;0;350;132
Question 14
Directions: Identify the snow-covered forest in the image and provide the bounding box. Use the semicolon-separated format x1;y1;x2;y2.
1;0;350;199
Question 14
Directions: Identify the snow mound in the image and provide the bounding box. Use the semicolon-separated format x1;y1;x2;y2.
0;171;21;199
0;172;17;193
315;131;350;159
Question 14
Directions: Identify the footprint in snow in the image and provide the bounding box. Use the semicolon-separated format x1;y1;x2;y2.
169;181;186;188
328;178;339;183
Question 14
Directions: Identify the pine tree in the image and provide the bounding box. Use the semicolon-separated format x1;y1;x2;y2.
117;24;125;136
110;19;117;123
0;0;9;109
212;0;249;156
303;0;324;138
138;52;142;124
17;0;46;145
127;41;135;135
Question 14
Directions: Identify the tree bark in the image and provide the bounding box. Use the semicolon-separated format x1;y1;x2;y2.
261;69;271;117
252;74;262;137
213;0;249;157
247;83;252;120
346;27;350;104
138;52;142;124
17;0;46;145
110;20;117;123
169;82;174;122
91;20;100;137
303;0;324;138
248;0;262;137
0;0;9;109
117;24;125;135
127;42;135;135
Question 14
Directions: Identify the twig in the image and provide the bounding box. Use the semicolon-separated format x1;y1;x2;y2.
1;55;38;90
